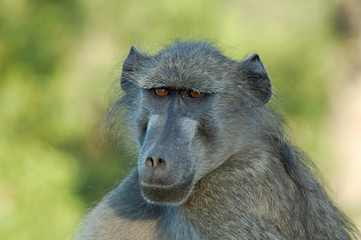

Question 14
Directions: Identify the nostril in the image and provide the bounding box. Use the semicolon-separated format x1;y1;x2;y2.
145;157;154;168
157;158;166;168
145;156;166;169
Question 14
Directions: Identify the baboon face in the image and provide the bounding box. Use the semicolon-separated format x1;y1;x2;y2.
120;42;271;205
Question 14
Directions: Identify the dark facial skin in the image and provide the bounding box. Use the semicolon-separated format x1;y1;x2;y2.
137;88;208;204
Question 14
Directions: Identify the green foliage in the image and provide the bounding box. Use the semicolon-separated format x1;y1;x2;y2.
0;0;342;239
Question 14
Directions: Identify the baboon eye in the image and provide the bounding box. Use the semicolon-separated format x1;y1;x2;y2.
189;91;203;98
155;88;169;97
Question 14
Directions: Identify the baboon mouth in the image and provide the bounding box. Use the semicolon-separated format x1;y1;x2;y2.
140;176;194;204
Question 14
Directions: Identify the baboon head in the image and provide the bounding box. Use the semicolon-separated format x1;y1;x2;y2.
119;41;272;205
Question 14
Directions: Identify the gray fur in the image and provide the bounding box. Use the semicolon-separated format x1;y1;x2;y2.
76;41;360;240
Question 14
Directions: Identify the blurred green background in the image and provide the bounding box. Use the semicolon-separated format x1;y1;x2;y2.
1;0;360;239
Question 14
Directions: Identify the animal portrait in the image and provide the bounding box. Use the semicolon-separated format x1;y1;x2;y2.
75;41;360;240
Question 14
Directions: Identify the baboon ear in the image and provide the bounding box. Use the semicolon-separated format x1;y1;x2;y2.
123;46;143;71
240;53;272;104
121;46;145;91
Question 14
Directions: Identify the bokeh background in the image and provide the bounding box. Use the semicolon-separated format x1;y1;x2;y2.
1;0;360;239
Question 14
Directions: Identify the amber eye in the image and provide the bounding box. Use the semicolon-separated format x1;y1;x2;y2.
189;91;202;98
155;88;169;97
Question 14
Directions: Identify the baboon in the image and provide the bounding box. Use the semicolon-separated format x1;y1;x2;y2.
76;41;360;240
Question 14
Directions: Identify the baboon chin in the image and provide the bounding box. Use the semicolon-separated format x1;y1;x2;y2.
75;41;360;240
139;175;195;204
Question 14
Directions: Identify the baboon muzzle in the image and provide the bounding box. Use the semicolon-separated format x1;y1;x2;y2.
138;114;198;204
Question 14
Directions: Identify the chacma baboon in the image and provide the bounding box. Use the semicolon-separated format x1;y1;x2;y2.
76;41;360;240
